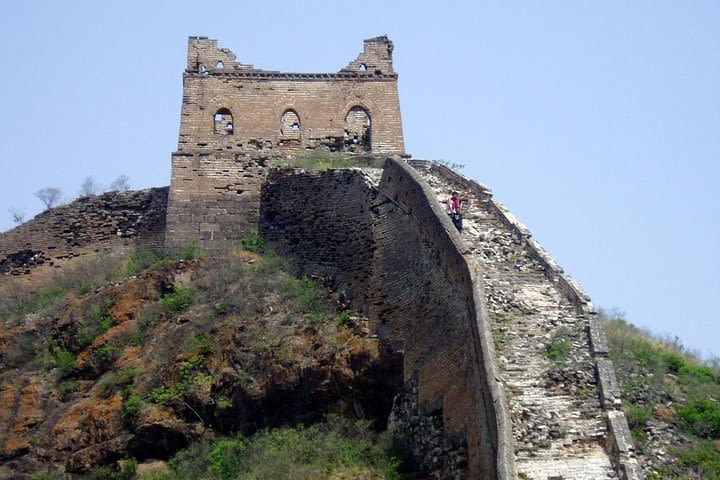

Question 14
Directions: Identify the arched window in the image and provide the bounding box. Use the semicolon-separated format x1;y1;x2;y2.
216;61;224;70
214;108;233;135
344;107;371;152
280;109;301;141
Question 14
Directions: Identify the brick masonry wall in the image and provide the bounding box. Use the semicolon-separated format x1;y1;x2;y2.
258;160;514;479
0;188;168;278
166;36;405;249
178;37;405;156
259;168;377;307
165;152;270;250
413;161;643;480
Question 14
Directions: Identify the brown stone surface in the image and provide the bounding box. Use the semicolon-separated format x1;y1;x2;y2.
258;161;509;479
165;36;405;250
178;36;404;156
0;377;45;459
0;256;399;476
0;187;168;282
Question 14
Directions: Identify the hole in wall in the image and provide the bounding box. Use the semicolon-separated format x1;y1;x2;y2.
280;109;301;140
214;108;234;135
344;106;371;152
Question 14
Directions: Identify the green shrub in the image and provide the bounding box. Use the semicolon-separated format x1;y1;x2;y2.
679;362;720;385
80;298;116;344
148;385;181;405
94;344;121;363
162;285;195;313
240;231;266;253
181;242;199;261
123;395;143;418
117;459;137;480
57;380;79;401
625;404;652;430
675;439;720;479
336;310;351;326
676;398;720;438
250;251;289;275
87;465;116;480
663;351;686;374
30;473;66;480
207;437;248;480
546;340;571;361
86;461;136;480
131;306;161;345
126;250;161;276
25;285;67;314
53;349;76;377
183;333;214;356
165;439;214;480
284;276;324;313
158;416;404;479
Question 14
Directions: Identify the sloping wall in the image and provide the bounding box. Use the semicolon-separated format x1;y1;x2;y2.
259;159;515;479
0;188;168;278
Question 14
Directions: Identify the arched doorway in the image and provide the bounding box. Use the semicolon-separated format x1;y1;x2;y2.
344;107;371;152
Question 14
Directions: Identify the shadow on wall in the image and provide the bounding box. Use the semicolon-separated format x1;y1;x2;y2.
258;159;513;479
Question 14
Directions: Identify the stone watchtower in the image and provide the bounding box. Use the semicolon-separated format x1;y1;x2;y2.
165;36;405;249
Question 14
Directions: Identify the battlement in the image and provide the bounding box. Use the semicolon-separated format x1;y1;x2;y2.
186;35;396;77
175;36;404;156
167;37;406;250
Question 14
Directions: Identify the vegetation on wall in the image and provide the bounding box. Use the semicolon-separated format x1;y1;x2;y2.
275;148;383;172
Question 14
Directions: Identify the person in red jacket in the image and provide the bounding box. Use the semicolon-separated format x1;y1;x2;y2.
446;191;463;232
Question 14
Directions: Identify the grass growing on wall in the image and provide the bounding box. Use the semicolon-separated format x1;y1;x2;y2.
275;147;384;172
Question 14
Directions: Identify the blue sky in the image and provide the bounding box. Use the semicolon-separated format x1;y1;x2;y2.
2;2;719;357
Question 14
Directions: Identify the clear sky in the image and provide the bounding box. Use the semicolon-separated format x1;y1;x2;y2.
2;2;719;358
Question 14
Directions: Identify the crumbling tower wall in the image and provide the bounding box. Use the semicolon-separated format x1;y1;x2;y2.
165;36;405;250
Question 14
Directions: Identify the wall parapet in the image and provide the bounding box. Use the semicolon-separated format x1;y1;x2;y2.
409;161;643;480
259;159;516;478
384;158;516;479
0;188;168;279
409;161;593;313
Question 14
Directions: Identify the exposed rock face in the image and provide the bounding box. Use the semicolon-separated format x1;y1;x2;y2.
0;255;400;478
260;161;515;479
0;159;643;479
0;376;45;459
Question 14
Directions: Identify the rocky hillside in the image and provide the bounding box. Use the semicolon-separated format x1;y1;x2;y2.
0;241;402;479
603;311;720;479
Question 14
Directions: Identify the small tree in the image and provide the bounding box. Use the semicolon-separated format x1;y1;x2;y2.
108;174;130;192
35;187;62;209
78;176;100;197
9;206;25;224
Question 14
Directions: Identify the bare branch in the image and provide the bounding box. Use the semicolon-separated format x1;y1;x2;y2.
34;187;63;209
8;206;25;224
108;174;130;192
78;176;100;197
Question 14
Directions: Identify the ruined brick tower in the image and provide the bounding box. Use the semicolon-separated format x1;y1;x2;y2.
165;36;405;249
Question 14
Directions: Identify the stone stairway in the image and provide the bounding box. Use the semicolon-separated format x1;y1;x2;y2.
414;165;619;480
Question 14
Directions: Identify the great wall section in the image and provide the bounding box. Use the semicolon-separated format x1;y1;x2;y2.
0;37;644;479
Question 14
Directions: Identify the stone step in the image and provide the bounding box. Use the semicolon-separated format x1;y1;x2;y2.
417;167;617;479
